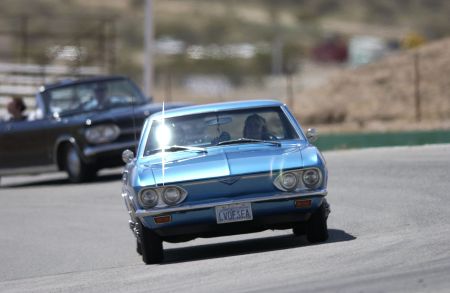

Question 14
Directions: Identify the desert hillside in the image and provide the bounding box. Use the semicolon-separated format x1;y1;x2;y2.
295;38;450;131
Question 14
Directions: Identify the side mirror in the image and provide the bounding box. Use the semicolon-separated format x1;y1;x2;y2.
122;149;135;164
306;128;318;143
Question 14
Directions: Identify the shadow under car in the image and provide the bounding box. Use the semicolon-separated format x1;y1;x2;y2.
161;229;356;264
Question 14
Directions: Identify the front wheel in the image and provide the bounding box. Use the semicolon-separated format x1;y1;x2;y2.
292;223;306;236
136;240;142;255
306;204;329;243
139;223;163;264
64;144;96;183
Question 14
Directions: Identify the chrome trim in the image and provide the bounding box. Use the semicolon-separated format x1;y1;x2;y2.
302;168;322;188
137;119;153;159
306;128;318;143
129;220;141;239
273;168;323;192
138;189;159;209
122;149;135;164
280;105;306;141
122;189;139;227
83;141;135;157
161;186;188;206
138;185;188;209
135;189;327;218
122;170;129;183
184;172;270;187
219;176;241;185
274;171;298;191
123;189;141;239
84;124;121;144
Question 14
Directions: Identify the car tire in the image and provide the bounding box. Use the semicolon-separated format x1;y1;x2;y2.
306;203;329;243
64;144;96;183
292;224;306;236
136;240;142;255
139;223;163;264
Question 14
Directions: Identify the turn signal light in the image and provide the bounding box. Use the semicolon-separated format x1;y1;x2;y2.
154;215;172;224
295;199;312;208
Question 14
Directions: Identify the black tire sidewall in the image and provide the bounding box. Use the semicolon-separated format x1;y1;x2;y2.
306;203;329;243
65;144;96;183
140;223;163;264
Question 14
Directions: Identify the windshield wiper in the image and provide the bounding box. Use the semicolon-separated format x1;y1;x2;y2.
154;145;208;153
217;138;281;147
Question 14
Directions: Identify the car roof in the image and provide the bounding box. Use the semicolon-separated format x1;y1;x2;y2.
150;99;285;119
40;75;130;92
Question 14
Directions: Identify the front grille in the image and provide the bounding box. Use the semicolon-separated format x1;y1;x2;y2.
179;172;279;203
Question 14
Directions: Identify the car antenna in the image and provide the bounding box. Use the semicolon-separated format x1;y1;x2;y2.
161;100;166;186
131;93;138;153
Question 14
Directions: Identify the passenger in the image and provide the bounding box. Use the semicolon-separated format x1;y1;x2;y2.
173;125;186;145
6;97;28;122
243;114;270;140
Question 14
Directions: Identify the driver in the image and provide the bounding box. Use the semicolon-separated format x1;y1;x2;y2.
243;114;271;140
94;86;108;107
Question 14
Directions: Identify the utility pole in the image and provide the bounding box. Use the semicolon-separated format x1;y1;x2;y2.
144;0;154;99
272;35;283;75
413;51;421;122
286;72;294;109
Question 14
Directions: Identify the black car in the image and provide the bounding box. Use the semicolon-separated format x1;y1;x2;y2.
0;76;186;183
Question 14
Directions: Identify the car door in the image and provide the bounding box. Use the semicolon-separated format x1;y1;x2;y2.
0;118;54;175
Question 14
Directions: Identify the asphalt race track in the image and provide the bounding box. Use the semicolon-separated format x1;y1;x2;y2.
1;144;449;292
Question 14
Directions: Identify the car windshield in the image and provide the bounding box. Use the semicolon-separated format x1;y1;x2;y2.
43;79;146;116
144;106;300;156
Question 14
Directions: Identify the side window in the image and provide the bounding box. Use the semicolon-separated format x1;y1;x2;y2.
105;80;140;106
261;112;287;139
75;83;98;111
46;87;77;114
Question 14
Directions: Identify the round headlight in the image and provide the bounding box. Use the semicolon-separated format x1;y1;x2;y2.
302;169;321;188
85;124;120;144
139;189;158;208
162;187;182;205
280;172;298;191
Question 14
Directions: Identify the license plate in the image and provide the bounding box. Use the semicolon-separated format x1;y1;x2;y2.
215;203;253;224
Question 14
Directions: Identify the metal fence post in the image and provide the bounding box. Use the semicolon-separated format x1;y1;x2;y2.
413;51;421;122
20;15;29;63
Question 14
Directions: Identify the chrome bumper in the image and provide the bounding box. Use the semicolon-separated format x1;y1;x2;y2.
135;189;327;218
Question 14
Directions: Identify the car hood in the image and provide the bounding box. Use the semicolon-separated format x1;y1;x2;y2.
59;102;188;124
89;103;187;123
136;143;307;186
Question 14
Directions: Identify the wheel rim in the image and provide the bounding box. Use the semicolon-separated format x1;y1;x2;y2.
67;147;81;177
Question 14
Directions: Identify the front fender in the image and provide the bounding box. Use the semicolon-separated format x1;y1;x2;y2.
301;145;328;187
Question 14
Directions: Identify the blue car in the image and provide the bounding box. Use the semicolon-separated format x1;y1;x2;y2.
121;100;330;264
